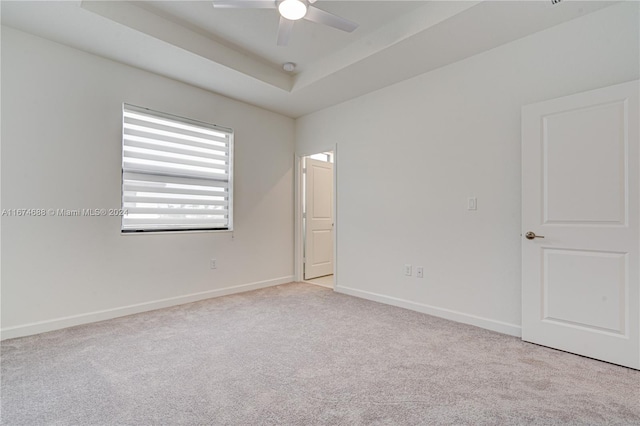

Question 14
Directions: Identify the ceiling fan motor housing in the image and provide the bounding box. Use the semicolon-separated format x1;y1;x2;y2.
278;0;308;21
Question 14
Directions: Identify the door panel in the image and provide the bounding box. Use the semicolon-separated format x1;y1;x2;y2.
522;80;639;369
543;101;627;224
543;248;626;333
304;158;333;280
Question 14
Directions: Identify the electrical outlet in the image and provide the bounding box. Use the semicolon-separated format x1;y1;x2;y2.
210;259;217;269
468;197;477;211
404;264;412;276
416;267;424;278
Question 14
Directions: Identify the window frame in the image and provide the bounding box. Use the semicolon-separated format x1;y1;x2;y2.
121;103;234;234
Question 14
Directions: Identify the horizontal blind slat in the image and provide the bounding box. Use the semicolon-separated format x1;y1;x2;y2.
123;164;228;181
123;138;229;162
123;149;228;171
124;116;229;144
124;106;231;137
124;128;229;152
123;195;228;206
123;122;227;147
122;172;229;188
123;184;228;197
126;207;228;215
122;217;228;226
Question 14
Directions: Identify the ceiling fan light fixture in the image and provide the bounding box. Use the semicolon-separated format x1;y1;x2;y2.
278;0;307;21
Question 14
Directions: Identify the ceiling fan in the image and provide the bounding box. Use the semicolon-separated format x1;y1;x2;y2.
212;0;359;46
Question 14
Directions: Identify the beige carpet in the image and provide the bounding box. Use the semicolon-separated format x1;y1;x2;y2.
2;283;639;425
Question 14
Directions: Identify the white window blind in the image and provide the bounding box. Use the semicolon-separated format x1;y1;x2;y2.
122;104;233;232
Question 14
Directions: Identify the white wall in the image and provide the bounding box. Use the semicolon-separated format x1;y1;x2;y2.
1;27;295;338
296;3;640;335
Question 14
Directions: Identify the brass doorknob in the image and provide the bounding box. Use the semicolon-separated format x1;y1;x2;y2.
525;231;544;240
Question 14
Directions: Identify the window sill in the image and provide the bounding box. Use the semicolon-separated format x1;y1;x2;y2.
120;229;233;236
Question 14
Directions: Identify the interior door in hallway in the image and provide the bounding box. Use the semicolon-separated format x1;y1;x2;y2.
521;80;639;369
304;158;333;280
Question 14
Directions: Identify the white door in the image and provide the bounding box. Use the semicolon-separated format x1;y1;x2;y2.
304;158;334;280
522;80;639;370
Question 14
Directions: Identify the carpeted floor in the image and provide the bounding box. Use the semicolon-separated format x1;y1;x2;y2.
1;283;639;425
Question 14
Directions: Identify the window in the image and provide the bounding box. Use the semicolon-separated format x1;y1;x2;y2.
121;104;233;233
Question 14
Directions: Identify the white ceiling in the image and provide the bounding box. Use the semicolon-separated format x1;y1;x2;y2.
136;1;426;75
1;1;616;118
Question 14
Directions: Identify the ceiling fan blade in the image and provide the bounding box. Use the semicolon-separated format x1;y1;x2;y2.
277;16;294;46
213;0;276;9
304;6;358;33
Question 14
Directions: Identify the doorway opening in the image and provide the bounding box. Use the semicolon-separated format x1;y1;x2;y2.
296;149;336;289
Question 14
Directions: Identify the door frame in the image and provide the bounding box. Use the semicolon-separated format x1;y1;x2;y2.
520;80;639;369
294;144;338;287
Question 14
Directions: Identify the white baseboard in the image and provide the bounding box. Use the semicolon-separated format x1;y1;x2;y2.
335;285;522;337
1;276;294;340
